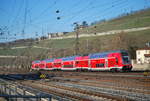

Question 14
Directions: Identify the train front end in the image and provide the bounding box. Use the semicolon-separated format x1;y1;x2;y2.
120;51;132;71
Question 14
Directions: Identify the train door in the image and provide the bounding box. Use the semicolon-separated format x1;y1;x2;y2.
90;58;106;70
53;62;62;69
46;62;53;70
107;57;119;69
62;61;75;70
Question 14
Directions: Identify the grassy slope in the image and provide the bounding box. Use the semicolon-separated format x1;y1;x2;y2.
0;9;150;56
68;8;150;35
1;29;150;56
35;38;75;49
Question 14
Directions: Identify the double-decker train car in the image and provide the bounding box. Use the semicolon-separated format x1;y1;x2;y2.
45;59;54;70
38;60;46;69
62;56;77;70
53;58;62;70
31;50;132;72
88;50;132;71
75;56;89;70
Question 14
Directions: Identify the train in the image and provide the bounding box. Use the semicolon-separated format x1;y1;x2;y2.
31;50;132;72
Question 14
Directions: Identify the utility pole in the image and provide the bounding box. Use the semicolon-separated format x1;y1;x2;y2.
73;22;80;55
86;39;89;52
22;0;28;38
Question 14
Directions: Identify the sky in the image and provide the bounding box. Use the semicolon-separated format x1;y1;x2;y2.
0;0;150;43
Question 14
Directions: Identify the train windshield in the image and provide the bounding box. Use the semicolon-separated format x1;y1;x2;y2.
121;52;130;64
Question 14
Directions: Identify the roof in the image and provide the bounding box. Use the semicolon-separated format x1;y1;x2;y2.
137;47;150;50
89;53;108;59
54;58;62;62
62;56;77;61
144;54;150;57
89;50;127;59
75;56;89;60
33;60;40;63
44;59;54;63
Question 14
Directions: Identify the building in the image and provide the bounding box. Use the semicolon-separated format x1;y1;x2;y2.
136;48;150;64
47;32;69;39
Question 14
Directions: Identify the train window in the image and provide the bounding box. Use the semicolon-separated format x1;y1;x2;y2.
47;66;52;68
96;63;104;67
116;58;118;64
122;57;129;64
54;63;61;66
64;65;73;68
121;52;128;56
35;66;38;68
76;61;79;64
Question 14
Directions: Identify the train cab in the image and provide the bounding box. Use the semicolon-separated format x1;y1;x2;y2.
107;50;132;71
120;51;132;71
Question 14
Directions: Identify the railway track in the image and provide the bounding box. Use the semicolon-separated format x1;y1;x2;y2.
21;78;150;101
46;76;150;94
53;82;150;101
1;71;150;101
40;70;150;78
22;80;129;101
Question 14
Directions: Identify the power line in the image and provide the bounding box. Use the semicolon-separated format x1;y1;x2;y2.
0;8;9;16
60;0;118;21
21;0;59;33
27;0;41;13
9;0;24;37
56;0;125;29
30;0;58;24
77;0;128;22
22;0;28;38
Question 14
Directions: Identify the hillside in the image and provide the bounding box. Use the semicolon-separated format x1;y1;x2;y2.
0;8;150;60
67;8;150;35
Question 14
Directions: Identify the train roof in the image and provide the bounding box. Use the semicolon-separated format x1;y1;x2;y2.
32;50;128;63
62;56;77;61
54;58;62;62
44;59;54;63
32;60;41;63
89;50;127;59
75;56;89;60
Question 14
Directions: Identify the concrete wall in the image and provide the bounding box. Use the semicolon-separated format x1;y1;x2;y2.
132;59;150;70
136;50;150;64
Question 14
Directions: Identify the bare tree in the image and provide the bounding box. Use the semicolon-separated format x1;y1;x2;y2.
111;31;129;50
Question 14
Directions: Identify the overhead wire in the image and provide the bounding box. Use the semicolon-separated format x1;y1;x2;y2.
9;0;24;39
27;0;41;14
23;0;92;30
22;0;28;38
59;0;119;21
77;0;128;23
31;0;130;33
57;0;125;29
30;0;59;24
22;0;59;35
3;0;148;42
29;0;85;25
0;8;10;16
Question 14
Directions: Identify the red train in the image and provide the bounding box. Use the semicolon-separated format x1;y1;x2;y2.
31;50;132;72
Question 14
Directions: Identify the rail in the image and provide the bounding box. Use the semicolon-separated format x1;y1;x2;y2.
0;79;70;101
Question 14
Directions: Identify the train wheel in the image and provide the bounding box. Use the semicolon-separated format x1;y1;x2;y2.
110;68;117;72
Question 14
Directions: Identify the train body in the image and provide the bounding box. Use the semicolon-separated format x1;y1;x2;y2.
31;50;132;71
